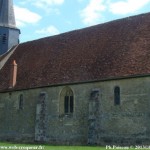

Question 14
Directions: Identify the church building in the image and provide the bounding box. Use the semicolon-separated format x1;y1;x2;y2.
0;0;150;146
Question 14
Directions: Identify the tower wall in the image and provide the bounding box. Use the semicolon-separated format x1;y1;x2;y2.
8;28;20;51
0;27;20;55
0;27;9;55
0;0;20;55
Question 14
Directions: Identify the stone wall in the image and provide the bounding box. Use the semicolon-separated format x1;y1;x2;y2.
0;76;150;145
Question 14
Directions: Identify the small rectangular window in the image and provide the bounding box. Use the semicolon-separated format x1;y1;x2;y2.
2;34;7;44
19;94;24;110
114;86;120;105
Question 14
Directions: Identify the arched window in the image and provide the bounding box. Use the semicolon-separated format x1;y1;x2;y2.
19;94;24;110
114;86;120;105
60;87;74;116
64;90;73;114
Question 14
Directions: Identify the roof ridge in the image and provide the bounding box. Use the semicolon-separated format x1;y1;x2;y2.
20;12;150;45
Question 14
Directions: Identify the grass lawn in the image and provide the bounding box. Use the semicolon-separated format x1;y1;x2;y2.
0;142;106;150
0;142;141;150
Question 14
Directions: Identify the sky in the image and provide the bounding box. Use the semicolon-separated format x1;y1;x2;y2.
13;0;150;43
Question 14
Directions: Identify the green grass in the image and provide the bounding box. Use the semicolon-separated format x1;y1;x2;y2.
0;142;143;150
0;142;105;150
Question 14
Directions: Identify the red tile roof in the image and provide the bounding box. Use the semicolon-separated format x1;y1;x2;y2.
1;13;150;91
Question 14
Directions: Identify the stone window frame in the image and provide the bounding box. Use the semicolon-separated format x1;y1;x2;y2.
114;86;120;105
59;87;74;117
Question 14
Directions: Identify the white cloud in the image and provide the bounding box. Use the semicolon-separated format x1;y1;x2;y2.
109;0;150;15
19;0;65;15
77;0;85;3
20;0;64;10
35;26;60;36
14;5;42;27
80;0;106;25
34;0;64;6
